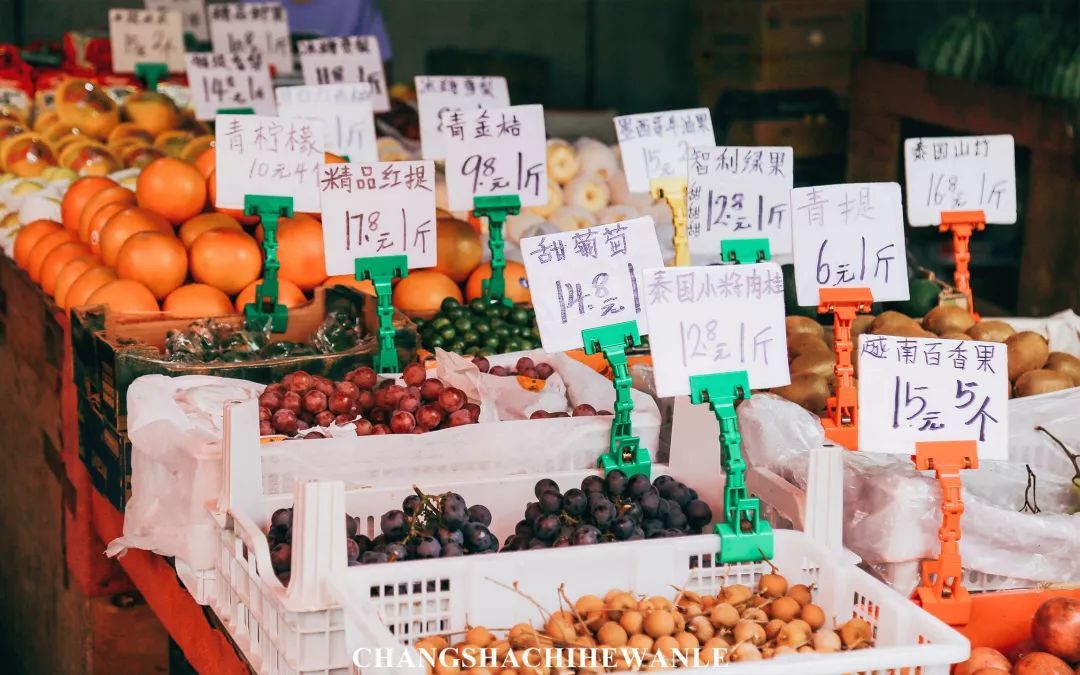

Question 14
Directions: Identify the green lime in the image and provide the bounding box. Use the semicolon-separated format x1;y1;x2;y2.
448;340;467;354
413;318;427;332
431;316;451;329
493;325;511;340
428;335;445;349
530;326;541;340
484;304;503;319
504;338;524;352
453;317;472;332
469;298;489;315
509;307;530;325
466;345;483;356
441;297;461;312
462;330;480;346
439;326;457;341
473;321;491;335
483;335;502;350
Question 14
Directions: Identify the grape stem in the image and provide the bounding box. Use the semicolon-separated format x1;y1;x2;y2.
484;577;552;622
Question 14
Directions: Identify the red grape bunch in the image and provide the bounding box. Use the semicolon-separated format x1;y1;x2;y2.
473;356;555;380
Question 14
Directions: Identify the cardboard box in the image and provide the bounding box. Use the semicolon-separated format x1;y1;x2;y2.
692;0;867;57
695;50;856;103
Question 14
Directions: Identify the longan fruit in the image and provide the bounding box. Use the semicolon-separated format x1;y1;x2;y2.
644;610;676;638
800;603;825;631
758;573;788;598
788;584;812;607
733;620;766;646
687;614;715;642
709;603;739;629
731;642;762;661
741;607;768;623
544;612;577;642
681;602;703;618
769;596;801;622
787;619;812;634
701;637;730;664
603;588;627;603
572;634;596;649
813;629;842;653
596;621;628;648
575;594;606;630
672;611;686;632
652;635;680;659
509;624;531;638
434;657;461;675
674;631;699;651
606;592;637;619
489;641;511;658
429;635;450;650
721;584;752;606
797;645;815;654
764;618;786;640
627;633;653;652
619;610;644;635
465;626;494;647
776;623;809;649
773;645;797;657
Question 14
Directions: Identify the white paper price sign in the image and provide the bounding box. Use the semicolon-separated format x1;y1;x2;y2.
214;114;325;213
521;216;664;353
184;52;275;120
108;8;186;73
613;108;714;193
687;146;794;260
276;84;377;162
790;182;909;306
857;334;1008;460
208;2;293;76
297;37;389;112
444;104;547;211
903;134;1017;226
145;0;209;41
415;75;510;161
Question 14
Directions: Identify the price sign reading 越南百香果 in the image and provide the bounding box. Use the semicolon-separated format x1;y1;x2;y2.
903;134;1017;226
145;0;209;41
108;8;186;73
613;108;715;193
297;36;389;112
415;75;510;161
276;84;377;162
208;2;293;76
185;52;275;120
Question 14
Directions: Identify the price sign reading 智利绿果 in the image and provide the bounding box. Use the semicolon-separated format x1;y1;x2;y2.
903;134;1017;226
208;1;293;76
415;75;510;161
108;8;186;73
145;0;209;41
184;52;275;120
276;84;377;162
613;108;715;193
297;36;389;112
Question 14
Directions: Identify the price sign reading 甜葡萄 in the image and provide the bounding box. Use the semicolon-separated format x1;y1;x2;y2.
642;263;790;398
208;1;293;76
521;216;664;353
214;114;325;213
415;75;510;161
613;108;714;193
687;146;794;260
145;0;209;41
184;52;275;120
276;84;377;162
444;103;547;211
903;134;1017;226
108;8;186;73
297;36;389;112
857;334;1008;460
790;182;909;306
318;160;437;273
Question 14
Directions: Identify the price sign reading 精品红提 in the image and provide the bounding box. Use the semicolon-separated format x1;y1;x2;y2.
521;216;664;353
184;52;275;120
297;36;389;112
213;114;325;213
444;104;547;211
857;334;1008;460
613;108;714;193
208;1;293;76
790;182;909;306
903;134;1017;227
642;263;790;397
276;84;377;162
687;146;794;260
108;8;186;73
145;0;209;41
415;75;510;161
317;160;437;273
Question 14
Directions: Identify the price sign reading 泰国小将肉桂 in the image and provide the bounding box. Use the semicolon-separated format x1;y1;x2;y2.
613;108;714;194
145;0;209;41
903;134;1017;226
790;182;909;306
415;75;510;161
317;160;437;273
297;36;389;112
208;1;293;76
213;114;325;213
276;84;377;162
521;216;664;353
184;52;275;120
108;8;186;73
857;334;1008;460
687;146;794;260
642;263;790;398
444;104;547;211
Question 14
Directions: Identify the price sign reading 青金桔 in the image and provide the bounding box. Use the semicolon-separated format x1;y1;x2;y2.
790;182;909;306
297;36;389;112
415;75;510;161
214;114;325;213
145;0;209;41
208;2;293;76
857;334;1008;460
903;134;1017;226
184;52;275;120
687;146;794;260
318;160;437;273
108;8;186;73
613;108;714;193
276;84;377;162
444;104;547;211
521;216;664;353
642;263;790;397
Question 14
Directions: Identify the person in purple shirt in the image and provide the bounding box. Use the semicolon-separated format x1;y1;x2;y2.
244;0;393;59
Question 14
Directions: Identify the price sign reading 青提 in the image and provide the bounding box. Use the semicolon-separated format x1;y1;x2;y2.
208;2;293;76
145;0;209;41
613;108;714;193
108;8;186;73
214;114;325;213
857;334;1008;460
687;146;793;260
444;104;547;211
318;160;437;273
415;75;510;161
521;216;664;353
903;134;1017;226
790;182;909;306
276;84;377;162
642;263;790;397
297;36;389;112
184;52;275;120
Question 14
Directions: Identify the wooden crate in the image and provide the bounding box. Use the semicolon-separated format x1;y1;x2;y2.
691;0;867;57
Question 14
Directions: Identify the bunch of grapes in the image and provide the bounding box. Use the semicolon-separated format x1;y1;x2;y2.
529;404;613;419
473;355;555;380
266;506;364;585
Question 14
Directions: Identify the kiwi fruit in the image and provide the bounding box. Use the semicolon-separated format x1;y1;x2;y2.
966;320;1016;343
940;332;972;341
771;373;829;413
1014;369;1074;397
851;315;875;340
1005;331;1050;380
879;322;935;339
1045;351;1080;386
785;315;825;340
790;350;836;380
787;332;832;361
870;310;919;334
922;305;976;336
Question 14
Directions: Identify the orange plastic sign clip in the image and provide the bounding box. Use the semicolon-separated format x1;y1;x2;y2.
816;287;873;449
939;210;985;320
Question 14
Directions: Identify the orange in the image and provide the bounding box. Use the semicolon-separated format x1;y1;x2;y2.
180;135;214;163
178;212;242;248
320;274;375;296
465;261;531;304
52;256;99;307
188;229;262;295
136;156;207;224
78;185;135;243
163;284;236;318
61;266;116;311
98;207;172;267
61;176;115;232
435;216;483;283
392;270;463;315
275;217;328;291
115;231;188;300
234;278;307;313
39;242;92;295
26;229;77;283
85;202;133;253
193;147;215;179
55;78;120;139
13;219;62;269
122;91;181;136
85;279;159;315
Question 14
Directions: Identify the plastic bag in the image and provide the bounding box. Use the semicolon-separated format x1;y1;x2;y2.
437;348;570;421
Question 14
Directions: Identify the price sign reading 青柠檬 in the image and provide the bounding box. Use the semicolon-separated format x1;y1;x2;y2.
184;52;275;120
145;0;209;41
613;108;715;193
297;36;389;112
208;1;293;76
415;75;510;161
108;8;186;73
903;134;1017;226
276;83;377;162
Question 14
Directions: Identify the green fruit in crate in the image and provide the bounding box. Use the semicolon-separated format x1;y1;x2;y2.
1005;12;1065;89
1034;39;1080;100
419;297;542;355
895;278;941;318
916;13;1001;81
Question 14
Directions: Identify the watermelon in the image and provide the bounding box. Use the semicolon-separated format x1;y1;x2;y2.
916;13;1001;81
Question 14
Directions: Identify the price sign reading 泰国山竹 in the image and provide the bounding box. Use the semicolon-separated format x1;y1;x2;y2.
208;1;293;76
857;334;1008;460
145;0;209;42
213;114;325;213
276;84;377;162
521;216;664;353
613;108;715;193
687;146;794;260
444;103;547;211
297;36;389;112
318;160;437;273
184;52;275;120
108;8;186;74
903;134;1017;226
642;263;790;398
415;75;510;161
790;182;910;306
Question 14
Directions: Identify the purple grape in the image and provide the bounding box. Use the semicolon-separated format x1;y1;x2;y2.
642;519;664;538
270;543;291;574
538;491;562;514
385;543;409;561
627;473;651;499
581;475;604;494
380;510;407;540
437;527;464;547
355;535;371;555
271;508;293;527
533;513;561;541
346;514;358;538
361;551;389;564
686;500;713;529
534;478;559;498
553;537;572;548
415;536;442;559
347;538;360;562
524;501;542;522
640;488;661;516
442;542;464;557
592;501;615;529
611;516;636;540
514;520;534;537
572;525;601;546
621;502;644;524
463;523;494;552
665;507;688;531
402;494;421;516
604;469;628;498
503;534;530;551
467;504;491;526
562;488;587;517
440;494;468;529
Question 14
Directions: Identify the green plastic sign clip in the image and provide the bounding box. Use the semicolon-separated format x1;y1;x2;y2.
355;254;408;373
217;107;255;115
243;195;294;333
720;238;771;264
472;194;521;305
134;62;168;92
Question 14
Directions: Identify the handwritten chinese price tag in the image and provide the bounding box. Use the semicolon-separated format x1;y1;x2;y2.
857;334;1008;459
108;8;186;73
790;182;909;306
903;134;1017;226
521;216;664;353
208;1;293;76
185;52;275;120
276;84;377;162
145;0;209;41
687;146;793;260
613;108;714;193
444;104;547;211
214;114;325;213
297;36;389;112
415;76;510;160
